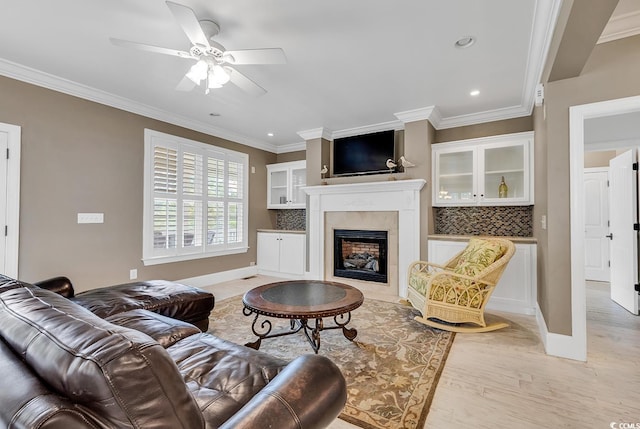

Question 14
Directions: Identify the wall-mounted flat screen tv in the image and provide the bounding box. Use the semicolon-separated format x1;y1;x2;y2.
333;130;395;176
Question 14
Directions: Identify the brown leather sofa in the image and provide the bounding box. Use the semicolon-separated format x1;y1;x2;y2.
0;275;347;428
33;276;216;331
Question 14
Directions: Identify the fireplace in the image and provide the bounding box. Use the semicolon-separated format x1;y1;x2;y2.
334;229;388;283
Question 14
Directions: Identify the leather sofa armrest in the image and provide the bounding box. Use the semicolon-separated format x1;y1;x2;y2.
219;354;347;429
33;276;75;298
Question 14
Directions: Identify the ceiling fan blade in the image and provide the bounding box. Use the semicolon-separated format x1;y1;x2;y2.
110;38;192;58
165;1;210;48
227;68;267;97
176;75;198;91
224;48;287;65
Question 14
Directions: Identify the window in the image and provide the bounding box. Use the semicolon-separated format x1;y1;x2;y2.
143;129;248;265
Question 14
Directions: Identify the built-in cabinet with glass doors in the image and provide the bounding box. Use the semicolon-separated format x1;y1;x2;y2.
432;132;534;206
266;160;306;209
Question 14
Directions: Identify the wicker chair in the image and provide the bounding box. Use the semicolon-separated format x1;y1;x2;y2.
405;237;515;333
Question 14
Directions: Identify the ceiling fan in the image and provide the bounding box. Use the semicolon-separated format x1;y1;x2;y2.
110;1;286;96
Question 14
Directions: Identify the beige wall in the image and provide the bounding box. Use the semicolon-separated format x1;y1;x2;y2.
536;34;640;335
434;116;533;143
276;150;306;163
584;150;616;168
0;76;277;292
403;120;434;257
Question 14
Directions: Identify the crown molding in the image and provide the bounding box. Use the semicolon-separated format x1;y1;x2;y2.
297;127;333;141
394;106;440;127
436;104;530;129
0;58;278;153
520;0;563;114
276;141;307;154
331;120;403;140
598;9;640;44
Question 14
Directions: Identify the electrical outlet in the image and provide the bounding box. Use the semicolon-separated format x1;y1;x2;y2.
77;213;104;224
129;269;138;280
249;261;256;266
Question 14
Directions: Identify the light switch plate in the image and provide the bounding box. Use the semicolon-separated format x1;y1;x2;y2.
78;213;104;224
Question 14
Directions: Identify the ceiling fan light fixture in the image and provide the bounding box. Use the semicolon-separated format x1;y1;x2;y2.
210;65;231;85
186;59;208;85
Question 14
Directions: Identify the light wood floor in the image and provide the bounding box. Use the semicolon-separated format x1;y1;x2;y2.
203;278;640;428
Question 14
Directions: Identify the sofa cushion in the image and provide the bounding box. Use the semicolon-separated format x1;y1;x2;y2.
105;309;201;348
167;333;288;428
0;339;101;429
71;279;215;330
0;287;204;429
453;238;506;277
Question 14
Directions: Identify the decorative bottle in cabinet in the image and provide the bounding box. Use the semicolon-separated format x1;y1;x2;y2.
499;176;508;198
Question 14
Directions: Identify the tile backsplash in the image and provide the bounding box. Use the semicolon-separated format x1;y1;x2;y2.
275;209;306;231
434;206;533;237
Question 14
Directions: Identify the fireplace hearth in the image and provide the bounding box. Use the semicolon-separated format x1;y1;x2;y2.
334;229;388;283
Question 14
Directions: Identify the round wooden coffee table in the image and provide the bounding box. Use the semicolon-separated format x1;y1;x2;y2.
242;280;364;354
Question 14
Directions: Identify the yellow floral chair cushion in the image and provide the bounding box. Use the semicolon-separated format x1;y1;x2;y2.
409;238;507;307
453;238;506;277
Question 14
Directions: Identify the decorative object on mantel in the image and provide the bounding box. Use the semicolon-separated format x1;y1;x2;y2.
385;158;398;180
498;176;508;198
385;158;397;172
320;164;328;185
399;155;416;169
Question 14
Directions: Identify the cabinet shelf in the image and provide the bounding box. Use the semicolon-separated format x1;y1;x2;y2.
439;172;473;178
484;169;524;175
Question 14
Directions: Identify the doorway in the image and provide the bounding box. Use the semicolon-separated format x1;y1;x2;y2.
584;167;609;282
569;95;640;361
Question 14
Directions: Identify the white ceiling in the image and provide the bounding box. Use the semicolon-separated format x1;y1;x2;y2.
0;0;595;153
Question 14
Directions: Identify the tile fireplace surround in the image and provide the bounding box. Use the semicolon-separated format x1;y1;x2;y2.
303;179;426;298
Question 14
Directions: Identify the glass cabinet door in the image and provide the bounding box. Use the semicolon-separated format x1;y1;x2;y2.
269;170;288;206
435;149;475;204
482;143;526;202
290;167;307;205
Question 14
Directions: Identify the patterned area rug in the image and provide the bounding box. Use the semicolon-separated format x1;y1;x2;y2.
208;295;455;429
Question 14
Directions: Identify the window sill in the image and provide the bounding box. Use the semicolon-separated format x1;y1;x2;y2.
142;246;249;266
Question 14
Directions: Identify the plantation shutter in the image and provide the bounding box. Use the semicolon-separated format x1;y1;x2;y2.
144;129;248;264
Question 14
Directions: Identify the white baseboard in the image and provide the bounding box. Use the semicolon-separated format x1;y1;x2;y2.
179;266;259;288
487;298;536;315
535;302;586;361
256;269;304;280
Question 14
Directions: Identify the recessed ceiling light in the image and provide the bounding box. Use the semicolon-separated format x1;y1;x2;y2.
455;36;476;49
470;90;480;96
267;132;274;137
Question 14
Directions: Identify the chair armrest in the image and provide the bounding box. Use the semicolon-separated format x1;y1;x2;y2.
409;260;448;273
33;276;75;298
219;354;346;429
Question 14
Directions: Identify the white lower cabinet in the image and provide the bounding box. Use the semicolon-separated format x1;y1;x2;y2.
257;232;306;277
427;239;537;315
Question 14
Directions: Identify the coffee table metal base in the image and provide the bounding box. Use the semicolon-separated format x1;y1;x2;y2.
242;308;358;354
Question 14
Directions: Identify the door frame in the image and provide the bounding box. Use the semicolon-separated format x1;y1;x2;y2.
0;122;21;278
569;95;640;361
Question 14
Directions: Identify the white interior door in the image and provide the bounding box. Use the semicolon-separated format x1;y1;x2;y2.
608;149;639;314
584;168;610;281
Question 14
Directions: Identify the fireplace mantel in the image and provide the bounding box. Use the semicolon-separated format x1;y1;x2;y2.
303;179;426;298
